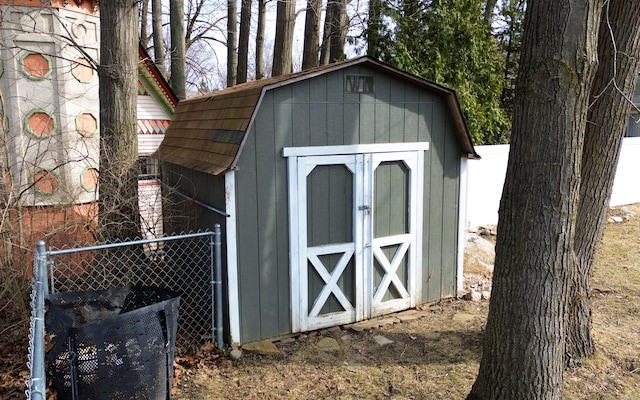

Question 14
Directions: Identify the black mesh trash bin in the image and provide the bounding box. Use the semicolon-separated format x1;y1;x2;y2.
45;286;180;400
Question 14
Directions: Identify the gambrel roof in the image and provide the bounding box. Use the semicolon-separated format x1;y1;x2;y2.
154;56;478;176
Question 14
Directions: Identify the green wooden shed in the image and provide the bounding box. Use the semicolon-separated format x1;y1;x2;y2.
154;57;479;345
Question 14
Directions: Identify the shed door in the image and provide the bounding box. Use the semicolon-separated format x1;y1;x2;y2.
287;145;425;332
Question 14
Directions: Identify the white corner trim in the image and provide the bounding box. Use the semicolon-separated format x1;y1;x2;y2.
282;142;429;157
457;157;468;294
224;170;241;345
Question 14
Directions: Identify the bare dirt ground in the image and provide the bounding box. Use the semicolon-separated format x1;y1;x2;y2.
173;203;640;400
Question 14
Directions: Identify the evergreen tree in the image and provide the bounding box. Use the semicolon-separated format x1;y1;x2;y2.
370;0;509;144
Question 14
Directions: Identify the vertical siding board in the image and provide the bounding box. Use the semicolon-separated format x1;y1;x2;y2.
255;100;291;339
273;92;294;334
374;102;390;144
291;81;311;146
404;84;421;142
234;126;262;343
417;89;436;308
343;101;360;145
359;99;375;144
374;73;391;144
440;121;461;297
307;78;328;147
326;70;344;103
309;75;327;102
427;98;446;303
327;102;345;146
343;77;360;145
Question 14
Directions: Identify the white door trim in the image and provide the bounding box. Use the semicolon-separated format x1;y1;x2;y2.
283;142;429;157
286;143;428;332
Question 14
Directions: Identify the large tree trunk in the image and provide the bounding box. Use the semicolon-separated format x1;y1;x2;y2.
151;0;166;77
139;0;150;48
302;0;321;70
467;1;601;399
227;0;238;86
566;0;640;367
237;0;251;83
98;0;140;241
272;0;295;76
255;0;266;79
320;0;349;64
170;0;186;99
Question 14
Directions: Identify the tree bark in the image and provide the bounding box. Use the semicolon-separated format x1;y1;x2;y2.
330;0;348;63
237;0;251;83
302;0;321;70
139;0;150;49
272;0;295;76
483;0;499;25
170;0;186;99
255;0;266;79
319;0;332;65
98;0;140;241
566;0;640;367
467;1;601;399
320;0;348;64
151;0;166;77
227;0;238;86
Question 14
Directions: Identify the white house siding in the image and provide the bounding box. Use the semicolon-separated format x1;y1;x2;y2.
137;95;170;156
137;95;171;119
138;135;165;156
466;138;640;228
138;179;164;240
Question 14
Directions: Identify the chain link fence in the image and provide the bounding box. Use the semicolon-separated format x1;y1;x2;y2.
27;228;222;399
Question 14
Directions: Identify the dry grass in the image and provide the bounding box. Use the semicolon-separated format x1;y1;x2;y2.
178;204;639;399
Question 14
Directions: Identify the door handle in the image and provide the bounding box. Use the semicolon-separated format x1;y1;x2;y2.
359;205;371;214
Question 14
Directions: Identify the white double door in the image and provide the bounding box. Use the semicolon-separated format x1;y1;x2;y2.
287;144;425;332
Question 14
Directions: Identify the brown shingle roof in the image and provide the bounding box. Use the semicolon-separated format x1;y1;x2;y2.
154;57;478;176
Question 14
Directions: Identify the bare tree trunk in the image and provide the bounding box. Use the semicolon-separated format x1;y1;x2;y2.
320;0;349;64
98;0;140;241
566;0;640;368
467;1;601;399
484;0;499;25
319;0;332;65
237;0;251;83
151;0;166;77
302;0;321;70
330;0;349;62
227;0;238;86
139;0;150;48
255;0;266;79
272;0;295;76
170;0;186;99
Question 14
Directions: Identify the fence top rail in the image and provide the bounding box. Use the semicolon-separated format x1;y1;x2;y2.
45;230;215;256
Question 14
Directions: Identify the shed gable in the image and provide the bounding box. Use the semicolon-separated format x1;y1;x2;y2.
154;57;478;176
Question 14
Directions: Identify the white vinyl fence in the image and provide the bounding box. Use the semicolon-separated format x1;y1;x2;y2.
465;137;640;229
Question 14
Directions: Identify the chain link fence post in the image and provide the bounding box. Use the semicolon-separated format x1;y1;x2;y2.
28;240;48;400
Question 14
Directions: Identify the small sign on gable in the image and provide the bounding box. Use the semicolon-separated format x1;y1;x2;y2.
345;75;374;93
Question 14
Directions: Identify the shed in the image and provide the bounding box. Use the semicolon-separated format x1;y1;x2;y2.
154;57;479;345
